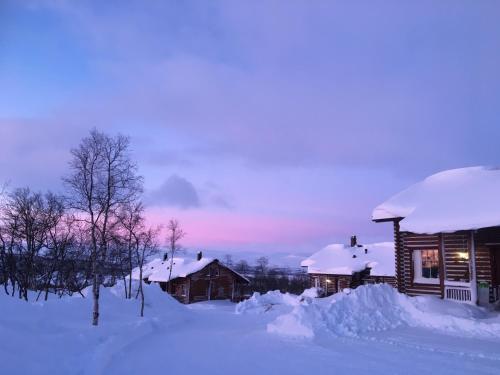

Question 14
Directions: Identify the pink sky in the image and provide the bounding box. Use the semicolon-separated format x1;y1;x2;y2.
2;1;500;254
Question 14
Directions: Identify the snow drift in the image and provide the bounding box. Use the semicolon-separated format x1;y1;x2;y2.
235;288;319;315
266;284;500;339
235;290;300;314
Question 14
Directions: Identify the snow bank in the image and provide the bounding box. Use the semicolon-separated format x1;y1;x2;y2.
300;287;320;299
267;284;500;339
235;290;299;314
372;166;500;233
235;288;321;315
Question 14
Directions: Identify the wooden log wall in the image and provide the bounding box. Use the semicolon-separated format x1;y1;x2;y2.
309;274;396;296
309;274;352;296
442;232;470;282
158;261;248;304
474;244;493;283
393;220;405;293
189;263;242;302
474;228;499;284
401;232;442;297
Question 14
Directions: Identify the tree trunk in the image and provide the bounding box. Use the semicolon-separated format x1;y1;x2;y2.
128;234;133;299
128;269;132;299
122;276;128;299
92;272;100;326
139;279;144;317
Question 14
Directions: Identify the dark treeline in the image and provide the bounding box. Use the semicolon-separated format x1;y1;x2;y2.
0;129;309;325
224;255;309;295
0;129;160;325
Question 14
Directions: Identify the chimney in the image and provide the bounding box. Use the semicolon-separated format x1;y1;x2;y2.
197;251;203;261
350;235;357;247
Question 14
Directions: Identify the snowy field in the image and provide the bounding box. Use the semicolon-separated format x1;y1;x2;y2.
1;285;500;375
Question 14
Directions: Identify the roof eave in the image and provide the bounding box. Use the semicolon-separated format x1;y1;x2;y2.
372;217;404;223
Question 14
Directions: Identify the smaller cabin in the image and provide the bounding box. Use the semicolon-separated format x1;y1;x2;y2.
301;237;396;297
133;253;249;304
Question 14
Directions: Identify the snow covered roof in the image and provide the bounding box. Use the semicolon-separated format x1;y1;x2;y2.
372;166;500;233
132;257;214;282
300;242;395;277
132;256;250;283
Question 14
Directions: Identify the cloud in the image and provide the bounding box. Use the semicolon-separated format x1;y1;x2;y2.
4;1;500;252
147;174;200;209
26;0;500;175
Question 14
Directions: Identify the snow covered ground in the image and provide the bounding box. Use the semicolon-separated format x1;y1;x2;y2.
1;284;500;375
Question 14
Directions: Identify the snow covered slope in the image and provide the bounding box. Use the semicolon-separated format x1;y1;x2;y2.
301;242;395;276
1;284;500;374
373;166;500;233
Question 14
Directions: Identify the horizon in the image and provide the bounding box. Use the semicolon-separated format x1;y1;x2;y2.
2;1;500;255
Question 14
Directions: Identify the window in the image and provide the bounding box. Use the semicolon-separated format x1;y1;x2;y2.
413;249;439;284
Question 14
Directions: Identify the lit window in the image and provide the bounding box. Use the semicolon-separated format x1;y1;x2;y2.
413;249;439;284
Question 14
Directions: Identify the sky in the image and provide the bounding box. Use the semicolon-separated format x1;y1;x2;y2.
1;1;500;257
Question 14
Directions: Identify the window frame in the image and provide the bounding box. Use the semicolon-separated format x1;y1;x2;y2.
413;249;440;285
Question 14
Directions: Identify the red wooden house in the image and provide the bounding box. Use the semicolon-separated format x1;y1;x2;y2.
133;253;249;304
373;166;500;305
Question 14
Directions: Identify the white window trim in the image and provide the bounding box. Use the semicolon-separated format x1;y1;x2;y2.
413;250;440;285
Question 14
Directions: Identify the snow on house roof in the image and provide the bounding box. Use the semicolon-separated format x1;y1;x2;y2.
300;242;395;277
132;256;250;283
372;166;500;234
132;257;214;282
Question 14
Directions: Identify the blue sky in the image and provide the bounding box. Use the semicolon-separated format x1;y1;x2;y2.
1;0;500;254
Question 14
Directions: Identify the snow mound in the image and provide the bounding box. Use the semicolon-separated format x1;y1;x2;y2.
106;281;184;312
300;287;320;299
235;290;299;314
267;284;500;339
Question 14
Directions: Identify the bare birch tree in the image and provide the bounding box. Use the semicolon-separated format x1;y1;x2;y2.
117;202;144;299
64;129;143;326
135;227;159;317
165;219;185;293
0;188;63;300
117;202;160;315
36;192;68;301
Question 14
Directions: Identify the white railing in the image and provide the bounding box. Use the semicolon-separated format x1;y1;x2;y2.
445;286;472;303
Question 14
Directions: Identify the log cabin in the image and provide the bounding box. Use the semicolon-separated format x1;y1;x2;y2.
301;236;396;297
133;252;250;304
373;166;500;305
